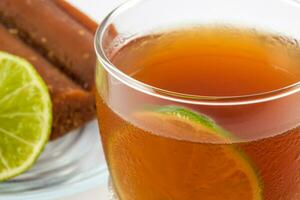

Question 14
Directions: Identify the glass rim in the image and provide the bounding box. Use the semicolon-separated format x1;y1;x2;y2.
94;0;300;106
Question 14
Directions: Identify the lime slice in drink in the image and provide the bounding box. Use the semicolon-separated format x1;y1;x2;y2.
0;52;52;181
109;106;262;200
134;105;235;144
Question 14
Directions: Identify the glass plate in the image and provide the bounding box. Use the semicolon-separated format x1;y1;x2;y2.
0;120;108;200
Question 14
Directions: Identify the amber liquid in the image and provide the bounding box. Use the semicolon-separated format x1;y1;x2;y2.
96;27;300;200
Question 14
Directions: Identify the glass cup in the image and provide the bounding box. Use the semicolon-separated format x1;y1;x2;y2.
95;0;300;199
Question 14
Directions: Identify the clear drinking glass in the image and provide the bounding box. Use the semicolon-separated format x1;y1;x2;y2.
95;0;300;199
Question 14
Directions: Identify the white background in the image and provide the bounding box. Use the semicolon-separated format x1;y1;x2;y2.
61;0;125;200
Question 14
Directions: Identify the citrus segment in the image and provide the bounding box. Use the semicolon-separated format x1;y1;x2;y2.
108;106;262;200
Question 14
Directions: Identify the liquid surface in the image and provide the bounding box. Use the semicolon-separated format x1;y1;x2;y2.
113;27;300;96
96;27;300;200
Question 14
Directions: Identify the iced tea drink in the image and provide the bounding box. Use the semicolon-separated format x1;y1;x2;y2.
95;26;300;200
95;1;300;200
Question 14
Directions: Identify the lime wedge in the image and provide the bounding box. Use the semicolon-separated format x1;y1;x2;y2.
134;105;234;143
109;105;262;200
0;52;52;181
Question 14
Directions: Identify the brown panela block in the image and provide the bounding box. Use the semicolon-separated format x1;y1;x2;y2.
0;1;98;139
0;0;96;90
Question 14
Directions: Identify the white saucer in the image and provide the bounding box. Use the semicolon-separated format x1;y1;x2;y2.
0;121;108;200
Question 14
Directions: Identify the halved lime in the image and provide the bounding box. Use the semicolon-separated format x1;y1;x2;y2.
109;105;262;200
0;52;52;181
